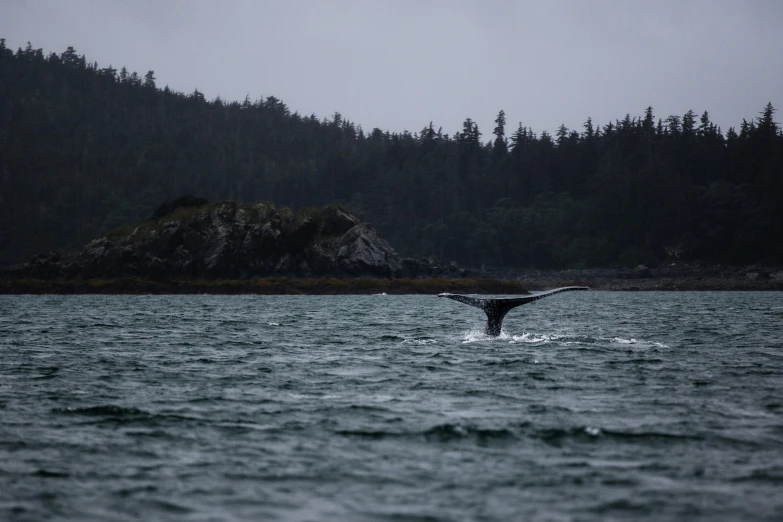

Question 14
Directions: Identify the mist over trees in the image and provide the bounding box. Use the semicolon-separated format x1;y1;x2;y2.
1;41;781;268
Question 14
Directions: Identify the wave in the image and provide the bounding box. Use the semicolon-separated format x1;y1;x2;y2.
32;469;70;478
33;366;61;379
337;422;517;444
224;339;264;346
401;338;439;345
589;498;652;514
423;423;516;442
536;425;704;447
605;358;665;365
123;429;177;439
74;322;123;329
335;429;391;440
535;426;604;446
52;405;148;417
483;358;538;366
338;422;701;446
730;468;783;484
51;405;210;429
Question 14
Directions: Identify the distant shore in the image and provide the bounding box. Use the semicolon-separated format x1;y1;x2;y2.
0;271;781;294
0;277;528;295
522;277;783;291
508;265;783;291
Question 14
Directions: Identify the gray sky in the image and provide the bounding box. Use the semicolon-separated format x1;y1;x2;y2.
2;0;781;138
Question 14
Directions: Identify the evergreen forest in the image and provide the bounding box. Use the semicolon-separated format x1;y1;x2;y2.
1;41;781;268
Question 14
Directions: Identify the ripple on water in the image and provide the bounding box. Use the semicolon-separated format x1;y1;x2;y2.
335;423;518;445
52;405;148;417
1;293;782;521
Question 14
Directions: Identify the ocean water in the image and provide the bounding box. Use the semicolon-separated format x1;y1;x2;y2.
0;292;781;521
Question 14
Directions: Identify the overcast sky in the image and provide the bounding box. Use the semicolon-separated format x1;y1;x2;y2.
2;0;781;138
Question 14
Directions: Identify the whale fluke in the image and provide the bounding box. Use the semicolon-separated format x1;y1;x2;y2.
439;286;589;336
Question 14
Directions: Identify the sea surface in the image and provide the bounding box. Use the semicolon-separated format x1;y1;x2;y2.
0;292;782;521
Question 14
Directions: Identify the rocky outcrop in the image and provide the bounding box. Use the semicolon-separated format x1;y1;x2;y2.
2;200;460;280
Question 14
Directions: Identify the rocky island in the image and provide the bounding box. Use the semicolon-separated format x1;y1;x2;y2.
2;197;780;294
0;197;525;295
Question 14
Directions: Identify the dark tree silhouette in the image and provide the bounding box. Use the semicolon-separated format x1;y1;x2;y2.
0;42;781;268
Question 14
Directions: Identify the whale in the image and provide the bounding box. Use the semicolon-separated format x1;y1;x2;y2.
439;286;589;336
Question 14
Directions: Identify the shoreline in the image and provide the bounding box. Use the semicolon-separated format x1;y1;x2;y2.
0;274;781;294
0;277;528;295
511;266;783;291
522;277;783;291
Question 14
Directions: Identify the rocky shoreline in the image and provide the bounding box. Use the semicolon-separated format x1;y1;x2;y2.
1;267;781;294
0;277;526;295
502;264;783;291
1;198;780;294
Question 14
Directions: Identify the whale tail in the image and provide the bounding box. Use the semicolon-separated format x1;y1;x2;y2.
439;286;589;336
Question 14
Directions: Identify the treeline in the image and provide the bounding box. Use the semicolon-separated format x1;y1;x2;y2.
1;41;781;267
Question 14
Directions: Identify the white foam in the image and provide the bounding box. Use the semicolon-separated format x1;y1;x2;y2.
461;328;512;343
458;329;668;348
584;426;602;436
608;337;669;348
402;338;439;345
267;322;280;326
511;332;558;344
610;337;639;344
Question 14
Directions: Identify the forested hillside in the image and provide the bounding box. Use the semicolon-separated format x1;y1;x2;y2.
1;41;781;268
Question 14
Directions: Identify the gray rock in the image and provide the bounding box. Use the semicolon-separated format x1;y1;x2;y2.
6;200;446;280
331;224;402;277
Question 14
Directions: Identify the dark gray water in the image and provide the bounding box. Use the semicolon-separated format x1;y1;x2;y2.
1;292;782;521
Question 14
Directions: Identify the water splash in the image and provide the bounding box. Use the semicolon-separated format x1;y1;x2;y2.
510;332;557;344
608;337;669;348
461;328;513;343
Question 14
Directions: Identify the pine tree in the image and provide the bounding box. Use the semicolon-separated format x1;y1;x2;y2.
492;110;507;157
143;71;156;88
